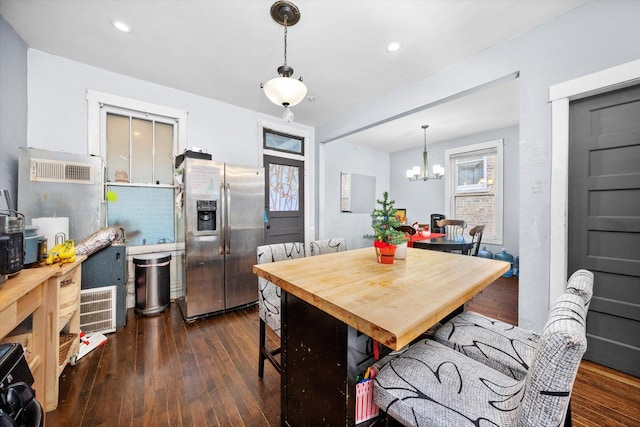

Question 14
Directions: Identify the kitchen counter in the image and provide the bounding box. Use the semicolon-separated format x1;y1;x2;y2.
0;256;86;413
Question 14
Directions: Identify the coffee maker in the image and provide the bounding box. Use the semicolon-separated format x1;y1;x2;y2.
0;210;24;285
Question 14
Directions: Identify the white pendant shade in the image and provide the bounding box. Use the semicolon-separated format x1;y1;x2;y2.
433;164;445;176
263;77;307;107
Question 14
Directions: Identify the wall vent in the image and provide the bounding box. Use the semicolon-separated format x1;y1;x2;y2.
30;158;94;184
80;286;117;334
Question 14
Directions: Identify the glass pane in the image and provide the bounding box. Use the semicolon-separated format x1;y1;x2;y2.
340;172;351;211
455;153;497;193
269;164;299;211
454;194;496;240
106;185;175;246
264;129;304;154
131;118;153;183
154;122;174;184
106;113;130;182
457;159;485;186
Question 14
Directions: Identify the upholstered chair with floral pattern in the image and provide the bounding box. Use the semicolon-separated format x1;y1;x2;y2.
374;293;587;426
309;238;347;256
432;269;593;380
256;242;305;378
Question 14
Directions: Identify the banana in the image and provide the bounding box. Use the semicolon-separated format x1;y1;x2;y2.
59;240;76;264
45;240;76;265
45;242;66;265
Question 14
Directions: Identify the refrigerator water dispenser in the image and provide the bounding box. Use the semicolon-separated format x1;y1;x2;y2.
196;200;217;231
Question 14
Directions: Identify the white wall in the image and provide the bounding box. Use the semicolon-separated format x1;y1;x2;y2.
26;50;313;167
319;139;390;250
11;0;640;332
25;49;316;305
0;16;27;204
390;125;519;256
316;0;640;332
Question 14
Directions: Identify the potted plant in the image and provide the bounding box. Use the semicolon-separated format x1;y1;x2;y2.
367;192;408;264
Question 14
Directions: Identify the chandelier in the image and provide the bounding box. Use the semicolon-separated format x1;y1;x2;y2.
406;125;445;181
261;1;307;123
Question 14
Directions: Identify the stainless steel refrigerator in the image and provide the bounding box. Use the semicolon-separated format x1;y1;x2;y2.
177;157;264;321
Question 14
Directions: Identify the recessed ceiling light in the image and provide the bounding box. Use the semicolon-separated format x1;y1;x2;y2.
112;20;131;33
386;41;402;53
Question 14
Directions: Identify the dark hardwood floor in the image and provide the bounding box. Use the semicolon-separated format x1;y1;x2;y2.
47;277;640;426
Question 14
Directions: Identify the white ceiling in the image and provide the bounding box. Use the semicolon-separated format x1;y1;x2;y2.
0;0;588;152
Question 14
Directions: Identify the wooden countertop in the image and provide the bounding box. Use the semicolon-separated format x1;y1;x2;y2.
253;247;509;350
0;257;87;311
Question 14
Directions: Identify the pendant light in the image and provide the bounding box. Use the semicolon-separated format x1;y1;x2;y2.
406;125;445;181
261;1;307;123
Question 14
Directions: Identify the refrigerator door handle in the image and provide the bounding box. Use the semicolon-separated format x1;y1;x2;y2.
219;183;225;255
225;183;231;254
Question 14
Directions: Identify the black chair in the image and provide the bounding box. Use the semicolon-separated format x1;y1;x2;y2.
430;213;445;233
394;225;416;235
0;382;43;427
436;219;467;238
467;224;485;256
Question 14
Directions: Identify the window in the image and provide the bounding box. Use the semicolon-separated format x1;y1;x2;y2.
456;157;488;192
106;112;175;184
269;163;300;211
445;140;503;244
263;128;304;155
87;90;187;247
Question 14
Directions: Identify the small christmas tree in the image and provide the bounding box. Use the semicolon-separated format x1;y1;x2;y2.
368;192;408;246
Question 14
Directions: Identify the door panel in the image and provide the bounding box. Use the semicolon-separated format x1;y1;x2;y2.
264;155;304;245
225;164;264;309
568;83;640;377
183;159;225;318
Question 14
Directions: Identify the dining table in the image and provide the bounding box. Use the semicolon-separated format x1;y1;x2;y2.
412;234;474;253
253;246;509;426
406;232;446;247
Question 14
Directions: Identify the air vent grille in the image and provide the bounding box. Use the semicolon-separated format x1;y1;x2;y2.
80;286;116;334
30;158;94;184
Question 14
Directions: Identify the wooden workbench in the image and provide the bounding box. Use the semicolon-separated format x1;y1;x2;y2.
0;256;85;413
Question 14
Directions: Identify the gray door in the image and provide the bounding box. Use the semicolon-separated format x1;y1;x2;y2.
264;155;304;245
568;84;640;377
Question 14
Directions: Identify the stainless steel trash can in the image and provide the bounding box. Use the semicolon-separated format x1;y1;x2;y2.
134;253;171;315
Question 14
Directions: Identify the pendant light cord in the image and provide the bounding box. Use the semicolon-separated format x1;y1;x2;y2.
283;16;288;66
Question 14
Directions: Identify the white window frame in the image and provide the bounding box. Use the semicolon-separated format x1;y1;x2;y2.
102;107;178;184
87;90;187;159
455;157;489;193
445;139;503;245
86;90;188;252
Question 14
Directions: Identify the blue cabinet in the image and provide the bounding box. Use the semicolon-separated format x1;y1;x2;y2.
81;245;127;330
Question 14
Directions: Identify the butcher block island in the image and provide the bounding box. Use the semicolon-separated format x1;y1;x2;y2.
253;247;509;350
253;247;509;426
